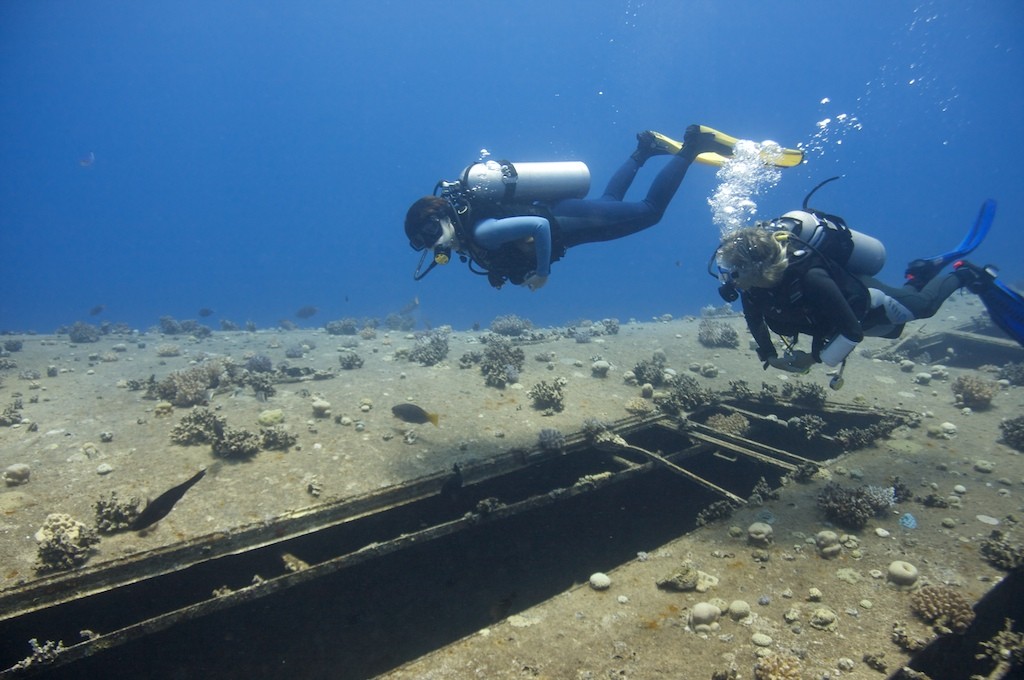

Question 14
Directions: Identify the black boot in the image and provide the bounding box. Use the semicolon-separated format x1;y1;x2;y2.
631;130;677;165
904;258;942;291
953;260;997;294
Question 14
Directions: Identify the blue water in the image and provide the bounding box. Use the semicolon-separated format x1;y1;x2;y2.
2;1;1022;333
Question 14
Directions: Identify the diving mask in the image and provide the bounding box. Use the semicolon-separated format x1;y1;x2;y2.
409;218;444;251
707;250;741;302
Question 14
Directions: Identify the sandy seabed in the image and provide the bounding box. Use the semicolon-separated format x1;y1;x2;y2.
1;292;1022;679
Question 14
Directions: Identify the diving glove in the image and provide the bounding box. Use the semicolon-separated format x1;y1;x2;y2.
767;350;815;374
523;272;548;292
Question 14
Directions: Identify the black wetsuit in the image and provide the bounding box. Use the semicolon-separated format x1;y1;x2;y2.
742;250;967;363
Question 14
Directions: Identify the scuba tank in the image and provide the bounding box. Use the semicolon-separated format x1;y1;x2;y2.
459;160;590;205
770;175;886;276
775;209;886;276
709;176;886;302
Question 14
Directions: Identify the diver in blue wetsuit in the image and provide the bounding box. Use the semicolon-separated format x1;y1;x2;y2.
405;125;803;290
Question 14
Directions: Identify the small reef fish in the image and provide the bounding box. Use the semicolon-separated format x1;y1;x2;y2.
295;305;318;319
197;307;214;318
398;296;420;315
391;403;439;426
88;304;106;316
130;468;206;531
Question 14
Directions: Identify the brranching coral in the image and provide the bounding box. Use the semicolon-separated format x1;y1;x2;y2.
528;378;566;412
408;329;450;366
654;374;717;414
816;482;896;530
980;529;1024;570
537;428;565;452
490;314;533;337
999;415;1024;452
480;336;525;388
34;513;100;573
910;585;975;634
952;374;997;409
753;653;802;680
697;319;740;349
148;361;224;407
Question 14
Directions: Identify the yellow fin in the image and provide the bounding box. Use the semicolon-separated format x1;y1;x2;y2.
427;412;439;427
686;124;803;168
694;146;804;169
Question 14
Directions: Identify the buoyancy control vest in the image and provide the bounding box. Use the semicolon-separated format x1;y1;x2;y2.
736;176;895;353
460;202;564;287
745;242;872;356
438;159;592;287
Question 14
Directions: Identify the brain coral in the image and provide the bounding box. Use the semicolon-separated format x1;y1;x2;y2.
705;412;750;437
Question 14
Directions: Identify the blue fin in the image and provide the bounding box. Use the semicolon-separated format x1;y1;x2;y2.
947;199;997;263
977;277;1024;347
905;200;997;289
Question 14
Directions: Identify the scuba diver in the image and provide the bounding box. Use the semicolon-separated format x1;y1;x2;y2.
405;125;803;290
711;179;1024;385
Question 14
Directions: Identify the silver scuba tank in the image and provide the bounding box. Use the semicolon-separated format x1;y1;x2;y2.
780;210;886;276
460;160;591;205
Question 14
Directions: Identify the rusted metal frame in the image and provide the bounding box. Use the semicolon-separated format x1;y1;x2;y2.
594;432;747;506
0;416;667;622
0;447;658;676
684;425;809;470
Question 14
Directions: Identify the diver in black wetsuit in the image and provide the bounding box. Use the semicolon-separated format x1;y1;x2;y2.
713;217;996;373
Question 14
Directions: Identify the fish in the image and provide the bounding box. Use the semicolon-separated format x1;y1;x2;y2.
391;402;439;426
130;468;206;531
398;296;419;315
197;307;214;318
88;304;106;316
295;305;318;319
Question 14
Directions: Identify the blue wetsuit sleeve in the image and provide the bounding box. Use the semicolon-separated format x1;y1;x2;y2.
473;216;552;277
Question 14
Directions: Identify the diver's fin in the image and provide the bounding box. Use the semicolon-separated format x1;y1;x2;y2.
694;147;804;168
905;199;997;290
681;125;804;168
954;260;1024;347
982;279;1024;347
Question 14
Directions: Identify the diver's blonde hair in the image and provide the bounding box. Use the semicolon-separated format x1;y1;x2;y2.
717;227;788;288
